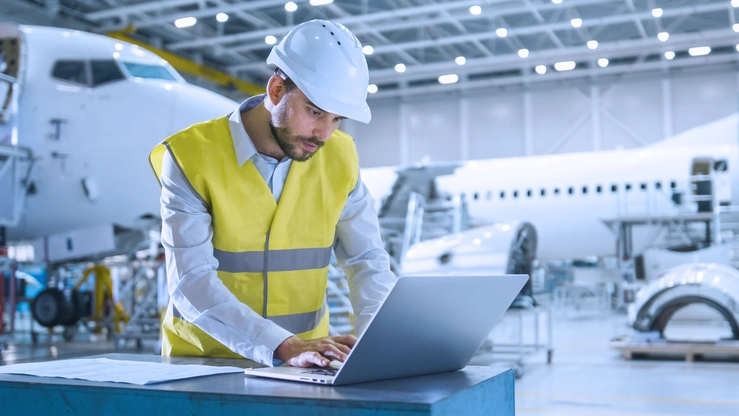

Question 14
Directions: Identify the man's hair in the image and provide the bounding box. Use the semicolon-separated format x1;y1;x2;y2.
274;68;297;92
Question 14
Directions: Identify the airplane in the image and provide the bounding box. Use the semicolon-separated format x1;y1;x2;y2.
0;23;236;253
362;114;738;268
0;23;736;273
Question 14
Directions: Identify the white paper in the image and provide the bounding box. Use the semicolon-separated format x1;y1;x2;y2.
0;358;245;385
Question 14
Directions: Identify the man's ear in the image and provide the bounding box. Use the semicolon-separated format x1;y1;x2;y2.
267;75;285;106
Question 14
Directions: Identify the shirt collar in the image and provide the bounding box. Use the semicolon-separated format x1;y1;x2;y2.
228;94;266;167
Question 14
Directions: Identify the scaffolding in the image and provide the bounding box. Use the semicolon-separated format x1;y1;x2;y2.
602;169;739;272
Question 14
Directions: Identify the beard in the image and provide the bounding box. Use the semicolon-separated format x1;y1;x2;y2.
268;118;324;162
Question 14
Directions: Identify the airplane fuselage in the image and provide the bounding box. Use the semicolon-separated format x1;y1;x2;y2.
3;25;236;241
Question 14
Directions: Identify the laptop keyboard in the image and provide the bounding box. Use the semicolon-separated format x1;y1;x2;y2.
302;368;338;376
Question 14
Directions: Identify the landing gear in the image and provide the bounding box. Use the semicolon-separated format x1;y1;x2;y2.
507;223;538;309
62;325;77;342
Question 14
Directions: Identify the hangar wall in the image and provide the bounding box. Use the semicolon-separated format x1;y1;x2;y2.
345;66;739;168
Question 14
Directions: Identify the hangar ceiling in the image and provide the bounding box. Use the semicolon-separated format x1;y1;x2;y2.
2;0;738;98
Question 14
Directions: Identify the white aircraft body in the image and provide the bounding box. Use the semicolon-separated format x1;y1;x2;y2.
363;116;738;262
0;24;236;242
0;23;736;267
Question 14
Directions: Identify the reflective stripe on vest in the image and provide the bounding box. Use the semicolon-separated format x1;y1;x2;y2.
213;246;333;273
172;300;328;335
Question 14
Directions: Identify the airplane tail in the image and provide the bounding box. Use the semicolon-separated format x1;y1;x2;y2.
649;113;738;149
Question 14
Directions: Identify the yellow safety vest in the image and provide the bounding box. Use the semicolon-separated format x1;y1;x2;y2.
149;116;359;358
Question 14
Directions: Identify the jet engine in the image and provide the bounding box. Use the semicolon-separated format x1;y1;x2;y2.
628;263;739;339
400;221;537;306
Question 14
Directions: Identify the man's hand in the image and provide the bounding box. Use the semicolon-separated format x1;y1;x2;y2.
274;335;357;367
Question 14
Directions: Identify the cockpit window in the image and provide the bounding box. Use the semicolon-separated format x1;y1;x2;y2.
52;60;88;85
714;160;728;172
122;62;176;81
91;60;125;87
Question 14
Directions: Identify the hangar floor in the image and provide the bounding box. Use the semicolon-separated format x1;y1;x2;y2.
474;309;739;416
2;307;738;415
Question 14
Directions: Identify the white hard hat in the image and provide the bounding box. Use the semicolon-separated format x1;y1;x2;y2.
267;20;371;124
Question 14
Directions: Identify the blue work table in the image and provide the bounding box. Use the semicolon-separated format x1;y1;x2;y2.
0;353;514;415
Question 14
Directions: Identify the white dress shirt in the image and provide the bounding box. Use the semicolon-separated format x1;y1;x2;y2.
159;95;397;366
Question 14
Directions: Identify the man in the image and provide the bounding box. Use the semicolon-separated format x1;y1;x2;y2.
149;20;396;368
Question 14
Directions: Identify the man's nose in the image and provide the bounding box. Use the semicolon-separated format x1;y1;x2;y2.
313;119;334;142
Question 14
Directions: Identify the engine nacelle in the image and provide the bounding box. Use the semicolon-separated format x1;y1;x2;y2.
400;221;537;277
628;263;739;339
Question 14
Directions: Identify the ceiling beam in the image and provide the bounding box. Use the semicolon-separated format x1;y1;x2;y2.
166;0;617;50
624;0;648;38
370;53;739;99
524;0;565;48
87;0;200;20
368;27;739;83
360;2;730;58
96;0;290;31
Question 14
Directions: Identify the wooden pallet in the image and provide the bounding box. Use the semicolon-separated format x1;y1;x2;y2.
611;336;739;362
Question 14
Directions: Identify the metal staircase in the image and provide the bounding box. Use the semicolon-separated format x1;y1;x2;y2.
0;29;34;229
376;165;470;268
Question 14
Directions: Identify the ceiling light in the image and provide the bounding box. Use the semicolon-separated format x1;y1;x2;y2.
265;35;277;45
113;52;120;59
395;63;406;73
552;0;563;3
664;51;675;60
175;17;197;28
652;8;663;18
362;45;374;55
733;0;739;7
554;61;576;71
598;58;609;67
688;46;711;56
496;28;508;37
734;24;739;32
658;32;669;41
587;40;598;49
455;56;466;65
216;13;228;22
535;65;547;74
115;43;123;51
438;74;459;84
469;5;482;15
310;0;333;5
285;2;298;12
518;49;529;58
571;18;582;28
367;84;378;94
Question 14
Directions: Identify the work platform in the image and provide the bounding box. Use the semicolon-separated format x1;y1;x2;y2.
602;212;718;264
612;336;739;362
0;353;515;415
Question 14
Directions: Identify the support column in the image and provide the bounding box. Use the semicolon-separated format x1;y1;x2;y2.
591;84;601;151
523;90;534;156
661;78;673;140
400;101;410;165
460;96;469;160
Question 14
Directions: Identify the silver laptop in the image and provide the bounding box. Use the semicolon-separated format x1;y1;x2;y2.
244;274;528;386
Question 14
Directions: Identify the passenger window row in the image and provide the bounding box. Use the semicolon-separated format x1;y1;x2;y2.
462;180;678;201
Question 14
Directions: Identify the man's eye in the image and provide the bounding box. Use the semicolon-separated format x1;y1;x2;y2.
312;110;321;116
